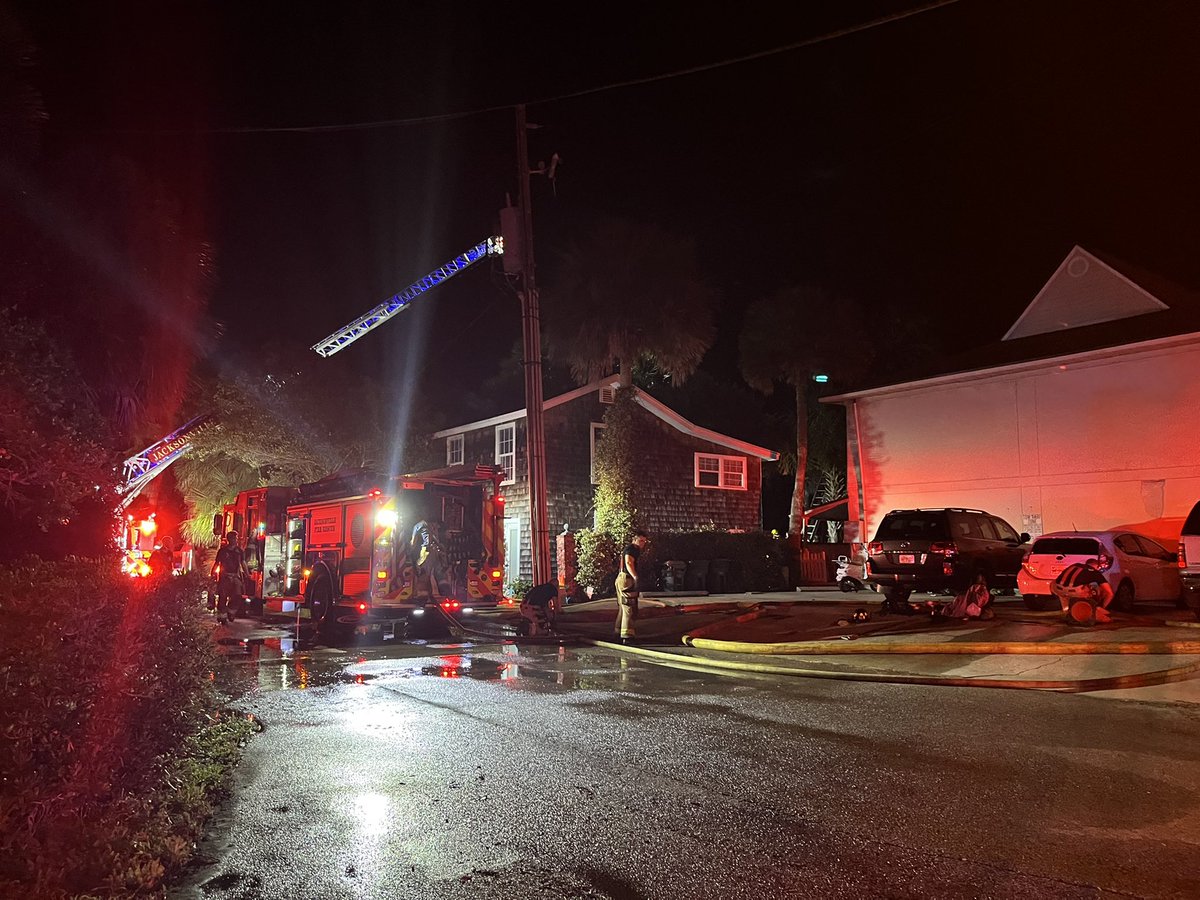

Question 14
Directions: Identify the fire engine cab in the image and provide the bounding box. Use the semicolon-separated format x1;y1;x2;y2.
217;467;506;637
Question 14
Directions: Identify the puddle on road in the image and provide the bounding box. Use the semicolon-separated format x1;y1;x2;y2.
212;624;636;695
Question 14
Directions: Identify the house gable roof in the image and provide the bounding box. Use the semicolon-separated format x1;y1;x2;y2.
434;377;779;461
823;246;1200;402
1003;245;1169;340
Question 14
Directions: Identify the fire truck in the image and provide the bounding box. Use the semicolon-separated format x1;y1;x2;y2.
217;466;507;638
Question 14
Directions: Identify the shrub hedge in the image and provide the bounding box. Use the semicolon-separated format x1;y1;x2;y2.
0;559;252;897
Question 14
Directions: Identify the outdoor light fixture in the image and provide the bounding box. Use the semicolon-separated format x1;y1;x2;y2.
813;373;830;383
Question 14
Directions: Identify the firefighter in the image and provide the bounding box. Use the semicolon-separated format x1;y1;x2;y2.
1052;558;1115;624
149;536;174;578
614;531;651;644
210;531;250;622
410;517;448;598
520;581;558;636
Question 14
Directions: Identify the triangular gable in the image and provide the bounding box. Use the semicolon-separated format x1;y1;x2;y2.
434;377;779;461
1003;245;1169;341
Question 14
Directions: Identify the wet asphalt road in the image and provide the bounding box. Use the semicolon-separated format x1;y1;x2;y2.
175;622;1200;899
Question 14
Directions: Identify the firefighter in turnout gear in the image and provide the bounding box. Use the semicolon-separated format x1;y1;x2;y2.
210;531;250;622
410;518;448;598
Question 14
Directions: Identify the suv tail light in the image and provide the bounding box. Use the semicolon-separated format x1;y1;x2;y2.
1096;553;1113;571
929;541;958;557
868;542;883;556
1180;541;1188;569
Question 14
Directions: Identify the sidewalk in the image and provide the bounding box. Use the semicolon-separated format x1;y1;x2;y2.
464;589;1200;700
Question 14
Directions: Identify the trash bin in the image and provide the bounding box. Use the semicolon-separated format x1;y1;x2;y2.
684;559;709;592
661;559;688;591
708;559;731;593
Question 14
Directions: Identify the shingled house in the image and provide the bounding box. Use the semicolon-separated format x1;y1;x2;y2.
431;378;779;584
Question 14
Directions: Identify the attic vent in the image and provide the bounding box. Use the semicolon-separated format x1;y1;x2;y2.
599;386;615;404
1067;256;1089;277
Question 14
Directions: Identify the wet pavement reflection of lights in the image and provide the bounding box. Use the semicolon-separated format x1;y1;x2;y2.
351;792;391;838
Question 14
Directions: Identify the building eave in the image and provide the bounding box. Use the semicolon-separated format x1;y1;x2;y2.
633;391;780;461
434;378;779;461
821;330;1200;404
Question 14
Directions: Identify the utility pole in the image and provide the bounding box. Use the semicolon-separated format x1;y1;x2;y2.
514;104;552;586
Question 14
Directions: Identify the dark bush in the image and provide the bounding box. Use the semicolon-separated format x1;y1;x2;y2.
0;559;246;897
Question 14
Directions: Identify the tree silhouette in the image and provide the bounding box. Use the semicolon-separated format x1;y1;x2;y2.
739;284;872;536
543;217;717;386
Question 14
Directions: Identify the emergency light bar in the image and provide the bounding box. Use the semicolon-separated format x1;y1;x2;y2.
311;236;504;358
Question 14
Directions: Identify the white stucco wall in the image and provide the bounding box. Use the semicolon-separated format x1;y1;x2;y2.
841;336;1200;545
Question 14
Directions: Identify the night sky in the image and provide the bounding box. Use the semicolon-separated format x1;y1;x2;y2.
13;0;1200;432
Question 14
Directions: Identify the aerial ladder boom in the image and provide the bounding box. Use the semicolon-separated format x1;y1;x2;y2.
118;415;211;509
311;236;504;358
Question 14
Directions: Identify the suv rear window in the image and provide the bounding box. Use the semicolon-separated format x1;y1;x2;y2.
1031;537;1101;556
876;513;949;541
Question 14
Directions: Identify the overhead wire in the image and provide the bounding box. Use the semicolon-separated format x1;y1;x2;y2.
165;0;964;135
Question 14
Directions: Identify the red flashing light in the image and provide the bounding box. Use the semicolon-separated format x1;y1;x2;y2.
357;602;368;613
440;599;461;611
495;495;505;505
368;488;383;499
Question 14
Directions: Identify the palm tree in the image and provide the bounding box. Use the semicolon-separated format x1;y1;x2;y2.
739;284;870;536
543;217;718;386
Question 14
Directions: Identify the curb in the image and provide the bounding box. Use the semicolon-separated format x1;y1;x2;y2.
584;639;1200;692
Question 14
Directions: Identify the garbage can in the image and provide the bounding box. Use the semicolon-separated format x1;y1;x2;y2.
661;559;688;591
684;559;709;592
708;559;731;593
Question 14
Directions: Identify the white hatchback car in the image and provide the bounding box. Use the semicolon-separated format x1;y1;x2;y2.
1018;530;1182;612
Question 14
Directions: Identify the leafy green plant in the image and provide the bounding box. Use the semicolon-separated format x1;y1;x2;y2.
506;577;534;599
0;559;250;897
574;527;620;598
593;386;640;539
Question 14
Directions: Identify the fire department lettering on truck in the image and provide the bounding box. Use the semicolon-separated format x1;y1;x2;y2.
309;508;342;545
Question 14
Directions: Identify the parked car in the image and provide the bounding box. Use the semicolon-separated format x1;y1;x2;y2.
1018;530;1182;612
865;508;1030;596
1180;501;1200;619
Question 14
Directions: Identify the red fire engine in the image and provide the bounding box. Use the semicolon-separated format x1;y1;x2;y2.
217;467;506;637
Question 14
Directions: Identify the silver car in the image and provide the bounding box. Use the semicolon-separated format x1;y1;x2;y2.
1018;530;1182;612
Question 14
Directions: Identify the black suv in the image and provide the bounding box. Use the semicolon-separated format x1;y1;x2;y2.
866;508;1030;597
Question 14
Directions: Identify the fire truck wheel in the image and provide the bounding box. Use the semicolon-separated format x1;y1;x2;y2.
307;576;334;628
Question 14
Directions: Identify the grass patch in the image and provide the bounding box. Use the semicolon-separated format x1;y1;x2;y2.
0;559;254;897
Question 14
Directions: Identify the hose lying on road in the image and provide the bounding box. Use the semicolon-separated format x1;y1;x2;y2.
586;639;1200;692
682;637;1200;655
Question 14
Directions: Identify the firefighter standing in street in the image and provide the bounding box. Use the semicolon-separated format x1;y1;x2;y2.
411;517;447;598
210;531;250;622
614;531;650;644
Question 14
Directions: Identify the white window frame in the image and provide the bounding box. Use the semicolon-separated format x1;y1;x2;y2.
495;423;516;485
590;422;606;484
446;433;464;467
694;452;747;491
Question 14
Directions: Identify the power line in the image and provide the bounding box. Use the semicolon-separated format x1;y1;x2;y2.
198;0;962;136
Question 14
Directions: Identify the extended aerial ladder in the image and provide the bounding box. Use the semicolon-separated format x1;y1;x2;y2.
118;415;211;510
310;236;504;358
